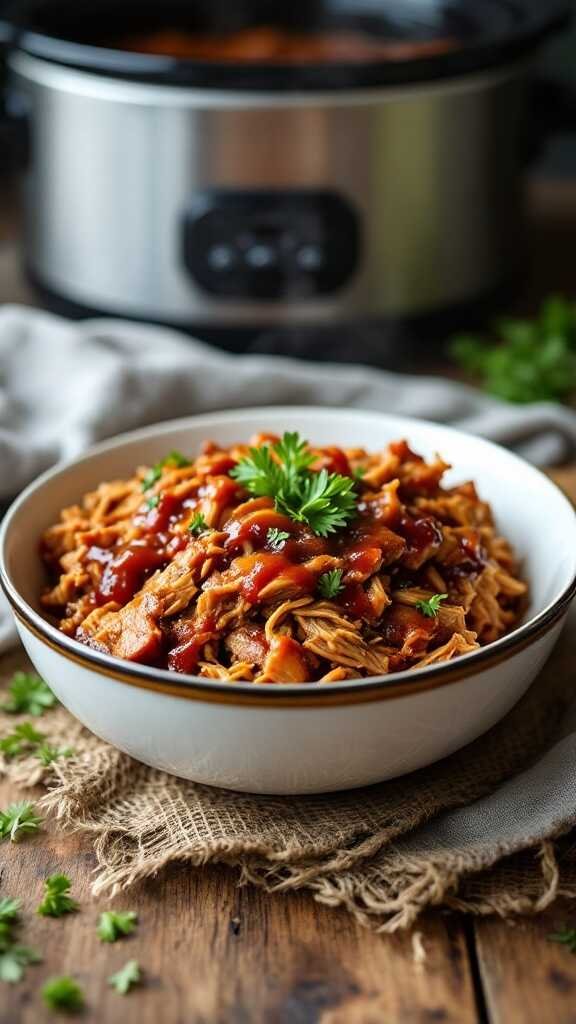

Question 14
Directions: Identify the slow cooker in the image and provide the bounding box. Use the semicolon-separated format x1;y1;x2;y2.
0;0;572;362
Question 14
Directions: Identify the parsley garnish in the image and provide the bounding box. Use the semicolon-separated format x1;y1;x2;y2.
0;722;45;759
2;673;57;716
230;433;357;538
0;801;42;842
0;897;42;983
42;976;84;1012
0;944;42;984
267;527;290;550
188;511;208;535
451;295;576;404
97;910;138;943
549;926;576;953
145;495;160;510
141;450;191;491
37;875;78;918
317;569;345;600
35;743;73;766
415;593;448;618
108;959;141;995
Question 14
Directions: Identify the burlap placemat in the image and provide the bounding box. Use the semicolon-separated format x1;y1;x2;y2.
2;624;576;933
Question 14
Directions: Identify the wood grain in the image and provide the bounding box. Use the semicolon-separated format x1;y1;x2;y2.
0;767;479;1023
475;902;576;1024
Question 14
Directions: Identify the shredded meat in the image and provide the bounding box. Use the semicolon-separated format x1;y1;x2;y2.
40;435;527;682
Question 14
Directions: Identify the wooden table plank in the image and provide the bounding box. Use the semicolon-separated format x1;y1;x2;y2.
475;902;576;1024
0;774;479;1024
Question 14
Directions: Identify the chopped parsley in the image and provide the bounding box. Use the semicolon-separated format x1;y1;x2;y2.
188;511;208;536
415;593;448;619
317;569;345;600
108;959;141;995
2;673;57;716
42;976;84;1012
0;895;41;983
141;450;191;491
97;910;138;943
549;926;576;954
37;874;78;918
230;432;357;538
267;527;290;551
0;722;45;759
0;944;41;984
35;743;74;767
145;494;160;510
0;801;42;842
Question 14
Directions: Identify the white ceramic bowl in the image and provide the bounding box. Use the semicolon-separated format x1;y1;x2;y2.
2;407;575;795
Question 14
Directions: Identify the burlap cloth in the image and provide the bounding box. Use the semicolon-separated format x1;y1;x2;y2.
2;609;576;934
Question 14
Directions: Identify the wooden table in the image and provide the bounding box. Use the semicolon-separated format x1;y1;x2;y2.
1;178;576;1022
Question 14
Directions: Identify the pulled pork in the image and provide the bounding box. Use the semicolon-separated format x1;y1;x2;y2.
39;436;527;683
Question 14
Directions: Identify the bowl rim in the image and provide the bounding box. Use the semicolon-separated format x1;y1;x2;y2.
2;406;576;708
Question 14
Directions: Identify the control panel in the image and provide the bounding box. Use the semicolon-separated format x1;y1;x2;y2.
181;190;360;300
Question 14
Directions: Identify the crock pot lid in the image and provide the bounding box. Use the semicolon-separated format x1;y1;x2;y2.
4;0;572;91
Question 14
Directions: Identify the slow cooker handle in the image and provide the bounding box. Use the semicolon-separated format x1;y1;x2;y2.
526;76;576;163
0;18;29;173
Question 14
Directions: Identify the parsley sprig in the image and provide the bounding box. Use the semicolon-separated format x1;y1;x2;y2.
549;925;576;954
0;896;41;983
451;295;576;404
0;801;42;842
415;593;448;619
141;450;191;492
267;527;290;550
0;723;72;766
42;976;84;1012
317;569;345;600
2;673;57;716
0;722;45;759
109;959;141;995
188;511;208;536
37;875;78;918
230;433;357;538
97;910;138;943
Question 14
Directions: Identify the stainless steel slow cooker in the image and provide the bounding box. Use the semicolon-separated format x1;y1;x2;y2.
0;0;571;360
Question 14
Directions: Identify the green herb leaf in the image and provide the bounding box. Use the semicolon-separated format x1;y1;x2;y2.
97;910;138;943
272;432;315;488
230;444;284;498
35;743;74;767
0;801;42;842
451;295;576;404
142;450;191;491
188;511;208;536
42;976;84;1012
279;469;357;537
415;593;449;619
2;673;57;716
549;926;576;953
0;898;20;925
108;959;141;995
0;722;45;759
0;944;42;984
353;466;367;481
266;527;290;551
37;874;78;918
231;433;358;537
145;495;160;510
317;569;345;600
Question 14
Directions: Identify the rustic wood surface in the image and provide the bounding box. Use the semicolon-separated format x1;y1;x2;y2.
1;179;576;1021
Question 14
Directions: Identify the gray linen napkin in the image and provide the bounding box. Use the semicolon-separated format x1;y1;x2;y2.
1;300;575;656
